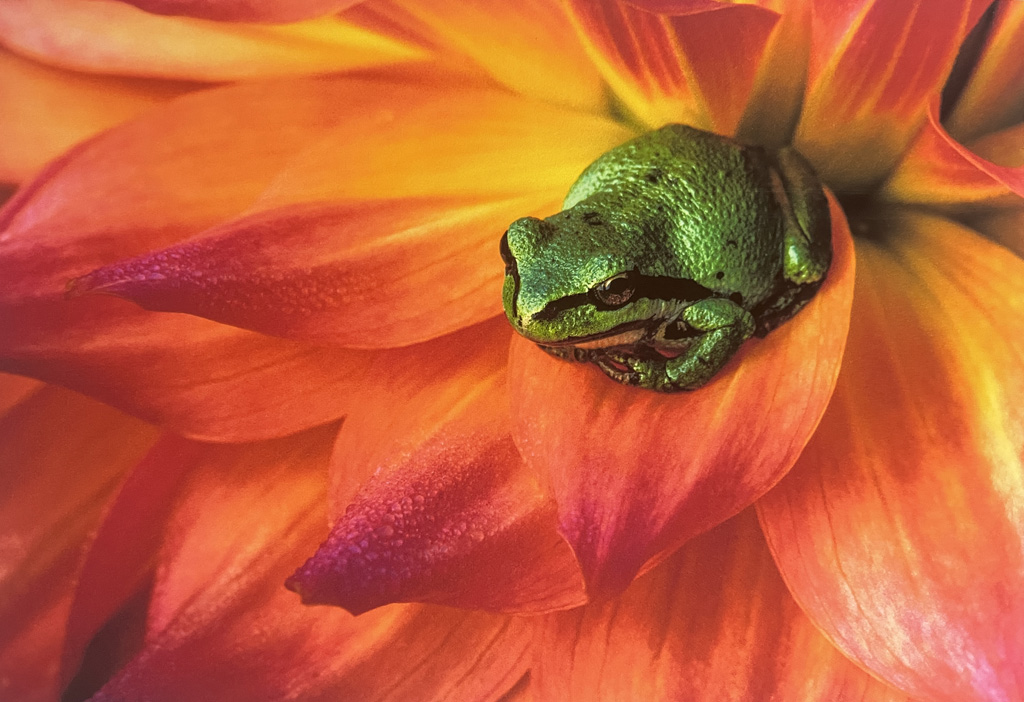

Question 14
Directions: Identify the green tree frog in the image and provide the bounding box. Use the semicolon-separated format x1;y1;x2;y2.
500;124;831;391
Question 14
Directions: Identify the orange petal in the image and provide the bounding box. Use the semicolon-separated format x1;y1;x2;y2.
794;0;988;190
0;48;193;183
247;86;634;208
507;193;855;597
0;77;431;297
59;437;200;694
564;0;779;133
88;426;531;701
3;75;552;438
290;320;586;614
380;0;605;110
0;372;41;414
535;510;911;701
0;0;424;81
946;0;1024;142
72;196;554;348
757;212;1024;701
881;101;1024;207
0;387;158;702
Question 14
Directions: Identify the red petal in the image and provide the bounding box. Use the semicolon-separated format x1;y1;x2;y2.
881;101;1024;207
72;196;554;348
381;0;605;110
91;426;531;702
105;0;358;25
0;0;423;81
1;298;351;441
3;299;523;441
290;320;586;614
0;387;158;702
0;48;191;183
564;0;779;134
59;437;199;693
536;510;911;701
946;0;1024;141
507;194;855;598
758;213;1024;701
0;372;41;413
795;0;987;190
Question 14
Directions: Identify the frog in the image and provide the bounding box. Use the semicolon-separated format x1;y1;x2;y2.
499;123;831;392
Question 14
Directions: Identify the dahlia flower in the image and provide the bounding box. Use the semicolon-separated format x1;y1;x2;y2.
1;0;1022;700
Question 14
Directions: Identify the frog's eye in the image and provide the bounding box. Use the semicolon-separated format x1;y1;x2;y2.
593;272;637;308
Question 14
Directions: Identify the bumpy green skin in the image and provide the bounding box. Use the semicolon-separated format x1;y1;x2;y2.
500;124;831;391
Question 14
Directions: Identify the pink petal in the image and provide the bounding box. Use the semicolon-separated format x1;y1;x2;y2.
795;0;989;190
758;212;1024;701
563;0;780;134
89;426;531;701
289;320;586;614
71;196;555;348
0;0;423;81
507;194;855;598
535;510;912;701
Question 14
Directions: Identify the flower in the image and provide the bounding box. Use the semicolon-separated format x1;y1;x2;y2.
1;0;1022;700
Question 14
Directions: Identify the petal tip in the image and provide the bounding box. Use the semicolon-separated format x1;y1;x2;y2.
284;561;369;614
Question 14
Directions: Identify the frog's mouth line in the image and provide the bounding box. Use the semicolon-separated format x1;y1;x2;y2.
537;319;655;349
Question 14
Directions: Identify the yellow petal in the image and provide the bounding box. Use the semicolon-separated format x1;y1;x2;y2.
384;0;606;111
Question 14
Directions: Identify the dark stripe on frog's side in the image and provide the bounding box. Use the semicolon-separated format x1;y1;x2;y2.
499;230;521;318
531;274;718;322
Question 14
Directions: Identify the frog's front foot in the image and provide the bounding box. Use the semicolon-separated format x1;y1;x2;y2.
664;299;755;389
595;351;670;391
594;299;756;391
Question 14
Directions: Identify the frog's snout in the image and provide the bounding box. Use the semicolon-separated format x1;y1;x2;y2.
505;216;557;253
502;216;553;328
500;227;523;327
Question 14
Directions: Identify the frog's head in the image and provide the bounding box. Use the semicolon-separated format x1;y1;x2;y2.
500;211;682;347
